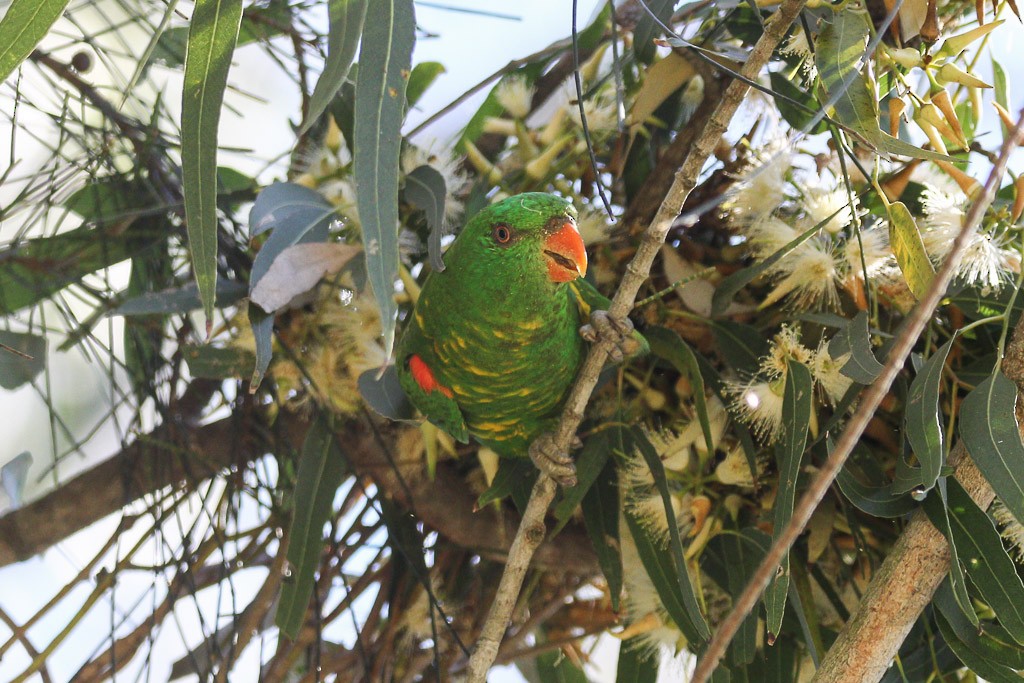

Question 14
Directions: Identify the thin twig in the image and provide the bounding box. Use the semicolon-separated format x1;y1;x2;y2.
463;0;808;678
690;107;1024;683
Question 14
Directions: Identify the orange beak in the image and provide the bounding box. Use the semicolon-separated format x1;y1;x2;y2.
543;221;587;283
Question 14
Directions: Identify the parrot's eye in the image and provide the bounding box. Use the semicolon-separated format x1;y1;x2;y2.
493;224;512;244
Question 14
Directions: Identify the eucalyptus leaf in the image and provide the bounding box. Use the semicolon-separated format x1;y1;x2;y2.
922;479;979;629
709;319;768;373
829;310;883;384
249;182;338;284
184;344;255;379
631;428;711;642
406;61;446;108
943;477;1024;646
960;369;1024;527
274;416;348;639
553;428;620;529
896;336;954;494
181;0;244;324
0;0;71;84
633;0;675;63
647;325;715;456
936;611;1024;683
357;365;417;422
0;452;32;511
616;638;659;682
887;201;936;300
114;280;247;316
404;164;448;273
353;0;415;360
476;458;536;512
301;0;366;134
836;463;917;517
251;243;360;313
581;457;622;611
248;303;274;390
765;360;812;637
0;331;46;390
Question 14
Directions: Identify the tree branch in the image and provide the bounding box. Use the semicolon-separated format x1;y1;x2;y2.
811;307;1024;681
0;409;596;574
691;107;1024;682
463;1;808;678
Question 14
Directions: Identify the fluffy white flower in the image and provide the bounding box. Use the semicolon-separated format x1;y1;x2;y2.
567;94;619;135
992;500;1024;563
843;224;892;278
811;341;853;404
761;326;812;377
801;183;855;235
673;395;729;456
576;203;612;246
620;519;687;654
728;152;791;223
715;444;756;487
638;426;692;475
729;379;786;443
763;239;840;309
495;77;535;119
920;184;966;261
780;30;817;77
401;145;469;223
958;233;1015;292
747;216;798;259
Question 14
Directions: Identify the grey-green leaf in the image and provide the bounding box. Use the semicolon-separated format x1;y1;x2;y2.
181;0;243;326
275;416;348;639
765;360;813;637
357;365;417;423
404;164;448;273
581;457;622;611
943;477;1024;646
829;310;883;384
897;337;955;494
300;0;367;134
647;325;715;456
354;0;415;360
0;452;32;511
616;638;659;682
922;479;979;629
960;369;1024;527
0;0;70;84
0;331;46;390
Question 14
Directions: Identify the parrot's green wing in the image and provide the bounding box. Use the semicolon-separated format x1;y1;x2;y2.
395;315;470;444
569;279;649;357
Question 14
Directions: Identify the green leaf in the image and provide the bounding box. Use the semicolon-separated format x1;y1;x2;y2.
764;360;812;637
895;337;955;494
937;611;1024;683
114;280;247;316
836;459;917;518
580;453;622;610
476;458;536;511
993;58;1009;134
705;528;770;667
0;0;70;84
616;638;659;682
631;428;711;642
301;0;367;134
633;0;675;63
183;344;255;379
404;164;448;273
0;332;46;390
814;9;951;162
248;304;274;389
709;320;768;374
181;0;243;325
769;71;827;135
536;639;589;683
354;0;415;360
960;369;1024;527
711;219;825;316
887;201;936;300
406;61;446;108
943;477;1024;646
922;479;978;630
275;415;348;639
935;580;1024;669
358;365;417;422
553;428;620;530
828;310;883;384
647;325;714;456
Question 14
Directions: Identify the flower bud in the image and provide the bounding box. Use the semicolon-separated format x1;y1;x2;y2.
937;62;993;89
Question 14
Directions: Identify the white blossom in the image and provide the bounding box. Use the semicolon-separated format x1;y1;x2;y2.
495;77;535;119
728;379;786;443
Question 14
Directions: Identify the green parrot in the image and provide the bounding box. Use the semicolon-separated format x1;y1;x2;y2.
395;192;642;486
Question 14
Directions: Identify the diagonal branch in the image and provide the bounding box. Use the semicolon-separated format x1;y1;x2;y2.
463;0;809;678
691;107;1024;682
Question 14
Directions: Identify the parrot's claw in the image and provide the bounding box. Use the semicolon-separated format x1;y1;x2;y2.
580;310;640;363
529;432;578;487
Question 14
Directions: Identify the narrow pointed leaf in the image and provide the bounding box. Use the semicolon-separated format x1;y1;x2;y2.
647;325;715;456
633;0;675;63
887;201;936;300
0;452;32;511
616;638;659;682
765;360;813;636
896;336;955;493
943;477;1024;646
922;478;979;628
829;310;884;384
705;528;770;666
937;581;1024;670
404;164;447;273
836;464;917;517
300;0;367;133
936;611;1024;683
960;369;1024;527
580;454;622;611
631;428;711;641
275;416;348;639
0;0;71;84
354;0;415;360
358;365;417;422
0;331;46;390
406;61;445;108
181;0;243;323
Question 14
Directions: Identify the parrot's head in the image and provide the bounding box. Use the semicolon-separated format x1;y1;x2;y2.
451;193;587;286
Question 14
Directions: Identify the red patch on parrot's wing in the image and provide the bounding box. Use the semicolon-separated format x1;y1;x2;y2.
408;354;454;398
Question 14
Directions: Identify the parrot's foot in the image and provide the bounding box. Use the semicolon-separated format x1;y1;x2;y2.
580;310;641;363
528;433;582;487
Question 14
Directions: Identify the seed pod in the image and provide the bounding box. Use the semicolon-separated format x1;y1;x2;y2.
1013;175;1024;223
